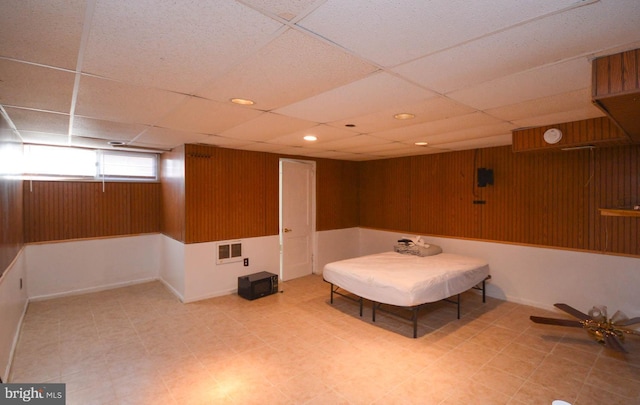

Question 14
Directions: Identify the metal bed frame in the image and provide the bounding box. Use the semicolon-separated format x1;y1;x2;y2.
328;275;491;338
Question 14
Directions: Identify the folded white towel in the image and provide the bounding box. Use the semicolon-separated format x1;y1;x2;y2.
401;235;430;248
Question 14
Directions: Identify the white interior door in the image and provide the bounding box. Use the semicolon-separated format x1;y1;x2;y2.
280;159;314;281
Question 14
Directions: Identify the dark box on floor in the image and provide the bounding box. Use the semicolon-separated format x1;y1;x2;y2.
238;271;278;300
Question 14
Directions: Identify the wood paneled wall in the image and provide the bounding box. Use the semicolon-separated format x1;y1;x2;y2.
172;144;360;243
160;145;186;242
23;181;161;243
360;144;639;256
183;144;275;243
316;159;359;231
0;116;23;275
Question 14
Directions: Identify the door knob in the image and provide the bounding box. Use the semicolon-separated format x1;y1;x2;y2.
283;228;292;233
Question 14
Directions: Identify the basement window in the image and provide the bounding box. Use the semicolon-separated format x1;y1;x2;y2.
23;145;158;182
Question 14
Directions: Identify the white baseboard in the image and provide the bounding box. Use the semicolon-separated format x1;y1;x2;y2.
3;298;28;383
182;288;237;304
28;277;158;302
158;278;185;303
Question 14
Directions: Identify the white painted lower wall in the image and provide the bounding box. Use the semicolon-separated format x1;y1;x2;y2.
0;249;28;383
315;227;361;274
160;235;186;301
16;228;640;329
182;235;280;303
356;228;640;316
26;234;161;301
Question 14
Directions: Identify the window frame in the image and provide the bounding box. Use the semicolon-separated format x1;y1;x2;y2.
23;144;159;182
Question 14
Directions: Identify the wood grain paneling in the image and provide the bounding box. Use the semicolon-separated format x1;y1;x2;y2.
512;117;629;152
23;181;161;243
360;144;639;257
181;144;360;242
359;158;412;231
316;158;359;231
592;49;640;98
592;49;640;142
184;144;271;243
160;145;185;242
0;115;23;275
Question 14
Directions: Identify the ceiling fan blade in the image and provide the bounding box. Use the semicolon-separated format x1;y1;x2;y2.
617;327;640;336
604;332;628;353
530;316;583;328
613;317;640;326
554;303;591;321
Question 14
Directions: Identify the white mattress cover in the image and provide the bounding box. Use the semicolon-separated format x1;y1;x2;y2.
323;252;489;307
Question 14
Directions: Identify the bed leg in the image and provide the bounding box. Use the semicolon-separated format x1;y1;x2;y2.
412;308;418;338
359;297;363;317
482;279;486;303
372;302;376;322
330;283;334;304
457;294;461;319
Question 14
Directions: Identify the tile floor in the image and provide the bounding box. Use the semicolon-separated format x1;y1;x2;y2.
9;275;640;404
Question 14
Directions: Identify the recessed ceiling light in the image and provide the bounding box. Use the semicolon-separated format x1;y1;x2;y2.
414;141;428;146
345;124;356;128
303;135;317;142
394;113;415;120
230;98;255;106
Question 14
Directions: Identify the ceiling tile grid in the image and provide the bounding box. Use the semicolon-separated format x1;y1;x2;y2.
0;0;637;160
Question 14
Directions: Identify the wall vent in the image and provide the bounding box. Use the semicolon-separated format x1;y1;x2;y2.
217;241;242;264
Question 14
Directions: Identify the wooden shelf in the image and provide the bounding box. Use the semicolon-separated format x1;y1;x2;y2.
599;207;640;217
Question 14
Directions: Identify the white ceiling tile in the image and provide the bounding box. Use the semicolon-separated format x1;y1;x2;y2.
194;135;254;148
341;141;414;154
269;124;358;146
196;29;377;110
372;112;503;142
71;117;149;141
511;106;605;129
75;75;187;125
298;0;583;67
82;0;283;94
393;0;640;94
372;146;445;158
401;123;516;147
327;96;476;134
2;0;637;160
0;0;85;69
4;107;69;135
306;134;389;150
157;97;263;135
434;134;513;151
485;89;593;122
219;112;316;142
0;60;75;113
446;58;592;110
18;131;69;146
236;142;285;153
132;127;209;148
274;72;435;122
239;0;323;21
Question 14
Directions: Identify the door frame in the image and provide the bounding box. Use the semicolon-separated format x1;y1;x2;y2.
279;158;317;280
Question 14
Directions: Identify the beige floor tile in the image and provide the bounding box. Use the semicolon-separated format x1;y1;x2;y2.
8;276;640;405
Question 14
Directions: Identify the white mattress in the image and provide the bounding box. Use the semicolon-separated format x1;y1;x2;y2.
323;252;489;307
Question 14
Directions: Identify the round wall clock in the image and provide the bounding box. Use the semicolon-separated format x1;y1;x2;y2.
543;128;563;144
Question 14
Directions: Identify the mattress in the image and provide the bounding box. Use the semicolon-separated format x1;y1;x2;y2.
323;252;489;307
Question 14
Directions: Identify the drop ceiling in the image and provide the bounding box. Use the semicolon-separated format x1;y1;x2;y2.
1;0;639;161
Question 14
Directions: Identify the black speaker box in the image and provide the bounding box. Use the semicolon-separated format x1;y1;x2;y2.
477;168;494;187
